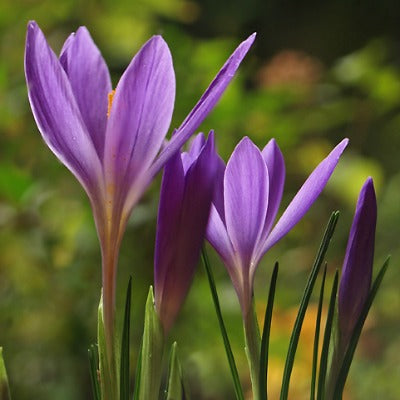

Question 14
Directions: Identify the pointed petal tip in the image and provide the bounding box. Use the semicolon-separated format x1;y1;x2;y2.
238;135;252;145
204;130;215;150
27;20;38;30
234;136;260;154
359;177;376;206
26;21;41;45
235;33;256;58
331;137;349;159
264;137;280;151
148;34;168;48
74;26;91;39
338;137;349;149
365;176;374;186
246;32;257;44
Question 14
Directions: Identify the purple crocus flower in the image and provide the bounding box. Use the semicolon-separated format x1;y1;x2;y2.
24;21;255;345
206;136;348;316
338;177;376;348
154;132;217;334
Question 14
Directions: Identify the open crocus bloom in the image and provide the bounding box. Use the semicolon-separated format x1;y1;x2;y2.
24;21;255;344
338;177;376;348
155;132;217;334
206;136;348;316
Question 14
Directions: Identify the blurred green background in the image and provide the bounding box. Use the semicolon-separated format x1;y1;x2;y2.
0;0;399;399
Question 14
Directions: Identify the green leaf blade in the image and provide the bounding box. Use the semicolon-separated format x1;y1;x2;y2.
0;347;11;400
333;257;390;398
310;264;327;400
88;344;101;400
165;342;183;400
202;248;244;400
138;286;165;400
259;262;279;400
280;211;339;400
316;270;339;400
120;277;132;400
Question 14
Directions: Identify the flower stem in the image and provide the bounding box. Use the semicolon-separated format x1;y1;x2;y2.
244;301;261;400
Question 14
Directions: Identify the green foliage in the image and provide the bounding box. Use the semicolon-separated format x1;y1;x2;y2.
332;257;391;399
0;348;11;400
259;263;279;400
316;271;338;400
138;287;164;400
310;265;327;400
165;342;185;400
88;344;100;400
280;212;339;400
120;278;132;400
202;248;244;400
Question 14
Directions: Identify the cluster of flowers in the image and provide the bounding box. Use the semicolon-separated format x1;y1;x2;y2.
17;21;386;400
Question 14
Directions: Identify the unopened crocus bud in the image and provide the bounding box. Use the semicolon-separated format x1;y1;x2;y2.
154;132;218;334
338;177;377;348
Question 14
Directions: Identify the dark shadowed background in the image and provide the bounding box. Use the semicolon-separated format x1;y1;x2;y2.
0;1;399;399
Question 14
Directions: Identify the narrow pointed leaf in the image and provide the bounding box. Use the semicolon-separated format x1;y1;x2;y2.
280;212;339;400
139;286;165;400
333;257;390;398
317;270;339;400
165;342;183;400
202;248;244;400
88;344;101;400
0;348;11;400
259;262;279;400
310;265;327;400
133;343;143;400
120;277;132;400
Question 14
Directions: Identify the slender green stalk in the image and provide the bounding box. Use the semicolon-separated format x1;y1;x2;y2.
133;343;142;400
244;301;261;400
316;271;339;400
259;262;279;400
330;257;390;399
120;278;132;400
0;347;11;400
97;293;119;400
280;212;339;400
202;248;244;400
310;265;327;400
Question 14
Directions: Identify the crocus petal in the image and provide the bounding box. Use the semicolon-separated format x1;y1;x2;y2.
263;138;349;254
212;155;227;222
261;139;285;236
188;131;206;158
339;178;376;341
149;33;256;177
104;35;176;203
60;27;112;158
155;133;217;332
206;205;234;265
224;137;269;267
154;153;185;316
181;132;206;172
25;21;103;195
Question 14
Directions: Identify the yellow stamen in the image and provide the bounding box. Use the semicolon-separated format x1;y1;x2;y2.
107;90;116;118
